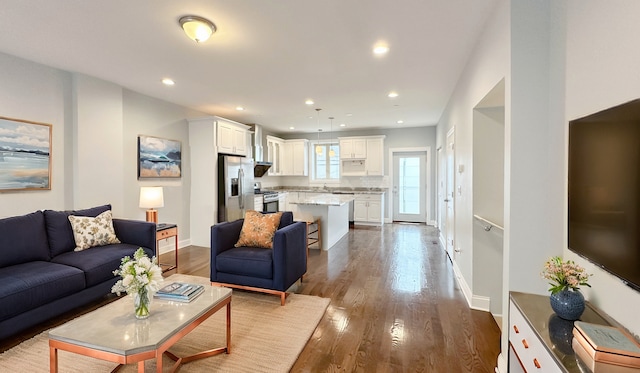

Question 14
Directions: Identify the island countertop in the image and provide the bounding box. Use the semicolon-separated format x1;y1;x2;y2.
289;194;355;206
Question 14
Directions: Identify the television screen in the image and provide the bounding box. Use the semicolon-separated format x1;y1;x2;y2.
568;99;640;291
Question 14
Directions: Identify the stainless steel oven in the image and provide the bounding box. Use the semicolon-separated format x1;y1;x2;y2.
263;192;279;213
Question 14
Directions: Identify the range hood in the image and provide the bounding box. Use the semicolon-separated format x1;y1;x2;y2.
247;123;271;177
254;161;272;178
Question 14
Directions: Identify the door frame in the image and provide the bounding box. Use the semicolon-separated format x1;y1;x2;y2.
388;146;432;225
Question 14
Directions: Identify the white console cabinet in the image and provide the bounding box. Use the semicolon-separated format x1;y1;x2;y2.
508;292;631;373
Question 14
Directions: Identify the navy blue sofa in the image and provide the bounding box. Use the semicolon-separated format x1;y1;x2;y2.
0;204;156;341
210;211;307;305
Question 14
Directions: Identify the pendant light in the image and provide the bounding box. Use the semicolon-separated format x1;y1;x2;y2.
328;116;336;158
315;108;323;155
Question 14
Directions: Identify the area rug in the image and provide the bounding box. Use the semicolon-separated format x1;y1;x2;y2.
0;291;329;372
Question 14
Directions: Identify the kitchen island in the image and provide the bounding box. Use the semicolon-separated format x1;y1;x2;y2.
290;194;355;250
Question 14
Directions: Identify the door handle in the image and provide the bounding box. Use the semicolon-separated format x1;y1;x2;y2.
444;199;450;202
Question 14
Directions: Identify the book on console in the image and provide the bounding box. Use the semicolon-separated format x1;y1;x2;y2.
573;321;640;368
155;282;205;302
573;338;640;373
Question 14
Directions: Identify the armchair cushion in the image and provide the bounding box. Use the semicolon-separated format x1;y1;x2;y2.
235;210;283;249
216;247;273;279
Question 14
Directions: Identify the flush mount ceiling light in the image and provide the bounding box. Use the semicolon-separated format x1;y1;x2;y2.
388;91;399;98
161;78;175;86
305;99;315;105
236;106;244;111
179;15;216;43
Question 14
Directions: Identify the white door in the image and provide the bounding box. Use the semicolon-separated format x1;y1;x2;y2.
392;151;427;223
445;129;455;260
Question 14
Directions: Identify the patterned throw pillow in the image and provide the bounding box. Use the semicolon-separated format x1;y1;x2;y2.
68;210;121;251
235;210;284;249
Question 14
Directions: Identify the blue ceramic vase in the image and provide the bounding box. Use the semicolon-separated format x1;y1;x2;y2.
550;289;585;321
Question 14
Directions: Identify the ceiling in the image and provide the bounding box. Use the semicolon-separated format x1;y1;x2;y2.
0;1;499;134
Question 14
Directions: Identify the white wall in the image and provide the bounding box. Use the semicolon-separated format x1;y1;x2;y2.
563;0;640;338
0;52;70;216
0;52;207;249
72;74;125;214
436;0;510;308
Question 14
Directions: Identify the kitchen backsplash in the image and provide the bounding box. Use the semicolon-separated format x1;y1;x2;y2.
257;175;390;191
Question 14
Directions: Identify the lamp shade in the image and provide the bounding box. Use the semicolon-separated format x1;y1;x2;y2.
139;187;164;208
179;15;216;43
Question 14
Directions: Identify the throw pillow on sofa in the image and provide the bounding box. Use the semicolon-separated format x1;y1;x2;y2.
68;210;120;251
235;210;283;249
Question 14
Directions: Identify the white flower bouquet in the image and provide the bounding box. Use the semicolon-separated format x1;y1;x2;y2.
111;248;163;318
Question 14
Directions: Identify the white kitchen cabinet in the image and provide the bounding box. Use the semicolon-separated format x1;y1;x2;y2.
339;136;385;176
339;138;367;159
254;195;264;212
353;193;384;226
365;137;384;175
266;136;284;175
277;192;287;212
283;139;308;176
217;118;249;156
285;191;299;215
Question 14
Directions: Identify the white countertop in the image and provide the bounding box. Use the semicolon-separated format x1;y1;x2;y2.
289;194;355;206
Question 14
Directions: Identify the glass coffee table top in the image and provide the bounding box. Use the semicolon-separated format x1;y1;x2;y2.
48;274;231;356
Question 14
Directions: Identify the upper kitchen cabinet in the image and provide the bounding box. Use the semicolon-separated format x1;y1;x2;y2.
340;135;385;176
266;135;284;175
267;137;309;176
339;137;367;159
217;118;249;156
283;139;309;176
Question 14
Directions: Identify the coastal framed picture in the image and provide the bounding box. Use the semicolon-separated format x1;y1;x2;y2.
137;135;182;179
0;116;52;191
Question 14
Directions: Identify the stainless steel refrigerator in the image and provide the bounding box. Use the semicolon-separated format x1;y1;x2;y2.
218;155;254;222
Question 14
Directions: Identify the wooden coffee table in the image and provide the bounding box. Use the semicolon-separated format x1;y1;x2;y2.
48;274;231;373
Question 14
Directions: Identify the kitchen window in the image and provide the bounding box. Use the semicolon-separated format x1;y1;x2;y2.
310;142;340;181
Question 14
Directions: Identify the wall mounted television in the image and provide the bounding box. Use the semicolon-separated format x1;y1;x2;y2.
568;98;640;292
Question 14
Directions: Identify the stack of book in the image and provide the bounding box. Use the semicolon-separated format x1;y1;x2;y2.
573;321;640;372
154;282;205;303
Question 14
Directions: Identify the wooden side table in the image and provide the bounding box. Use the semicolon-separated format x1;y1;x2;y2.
156;223;178;272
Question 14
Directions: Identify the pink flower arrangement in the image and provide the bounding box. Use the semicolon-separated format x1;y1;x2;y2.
541;256;591;294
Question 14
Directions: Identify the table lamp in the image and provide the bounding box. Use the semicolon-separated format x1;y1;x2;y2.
139;186;164;223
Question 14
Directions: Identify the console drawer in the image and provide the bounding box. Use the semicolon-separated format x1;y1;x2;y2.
509;300;561;372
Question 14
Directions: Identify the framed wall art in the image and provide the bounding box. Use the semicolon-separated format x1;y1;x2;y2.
137;135;182;179
0;116;52;191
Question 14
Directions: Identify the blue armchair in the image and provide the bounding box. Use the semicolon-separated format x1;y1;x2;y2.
210;211;307;305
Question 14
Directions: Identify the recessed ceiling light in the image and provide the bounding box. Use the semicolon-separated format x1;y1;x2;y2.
373;45;389;55
340;123;346;127
289;126;295;130
388;91;399;98
162;78;175;86
305;99;314;105
397;120;404;124
346;113;353;117
236;106;244;111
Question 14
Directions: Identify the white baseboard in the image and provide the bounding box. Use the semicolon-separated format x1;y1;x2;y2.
158;238;190;255
452;261;473;307
471;295;491;312
495;353;507;373
452;261;491;313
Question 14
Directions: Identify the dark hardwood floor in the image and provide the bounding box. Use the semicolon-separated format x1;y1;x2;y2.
0;223;501;372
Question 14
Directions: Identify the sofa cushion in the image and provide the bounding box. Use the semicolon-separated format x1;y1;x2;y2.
0;211;50;268
216;246;273;279
51;243;150;287
68;210;121;251
0;261;85;322
44;204;112;257
235;210;283;249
